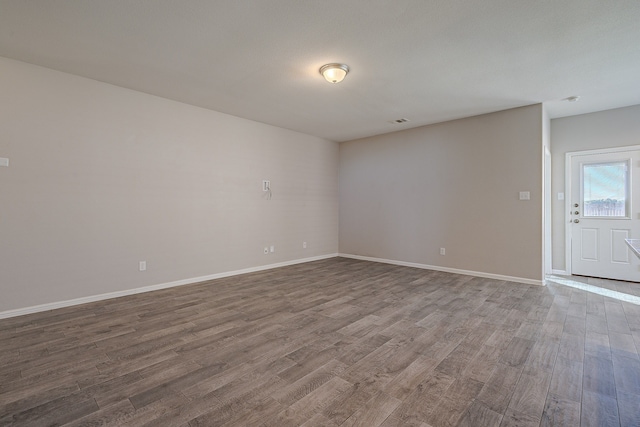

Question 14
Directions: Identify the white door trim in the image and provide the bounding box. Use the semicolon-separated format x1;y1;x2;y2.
564;144;640;275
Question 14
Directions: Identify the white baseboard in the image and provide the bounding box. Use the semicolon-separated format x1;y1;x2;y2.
551;269;569;276
0;253;338;320
338;253;544;286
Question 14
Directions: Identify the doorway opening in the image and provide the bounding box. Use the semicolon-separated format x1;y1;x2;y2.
564;146;640;283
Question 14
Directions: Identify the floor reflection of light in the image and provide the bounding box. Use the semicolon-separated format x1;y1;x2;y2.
546;275;640;306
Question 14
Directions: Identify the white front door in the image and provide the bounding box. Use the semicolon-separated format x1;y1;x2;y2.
569;147;640;282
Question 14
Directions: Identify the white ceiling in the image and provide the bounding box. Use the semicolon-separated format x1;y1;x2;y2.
1;1;639;142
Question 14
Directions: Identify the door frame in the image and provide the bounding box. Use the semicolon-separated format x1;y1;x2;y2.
564;144;640;276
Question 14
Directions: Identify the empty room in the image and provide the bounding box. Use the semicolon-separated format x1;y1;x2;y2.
1;1;640;426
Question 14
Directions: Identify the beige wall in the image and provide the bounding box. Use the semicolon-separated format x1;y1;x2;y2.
0;57;339;313
550;104;640;271
339;104;544;282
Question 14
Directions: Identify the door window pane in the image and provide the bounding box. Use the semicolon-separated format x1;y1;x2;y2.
582;161;629;217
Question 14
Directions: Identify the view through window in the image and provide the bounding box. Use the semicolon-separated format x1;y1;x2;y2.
582;161;629;217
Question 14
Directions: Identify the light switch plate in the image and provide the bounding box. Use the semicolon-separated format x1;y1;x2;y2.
519;191;530;200
557;192;564;200
0;158;8;167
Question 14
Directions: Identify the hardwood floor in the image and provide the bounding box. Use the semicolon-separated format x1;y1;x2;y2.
1;258;639;426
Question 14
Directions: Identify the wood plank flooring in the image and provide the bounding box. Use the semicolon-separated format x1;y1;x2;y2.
1;258;639;426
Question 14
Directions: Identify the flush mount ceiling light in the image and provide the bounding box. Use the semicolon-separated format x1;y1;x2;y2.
319;63;350;83
565;95;581;102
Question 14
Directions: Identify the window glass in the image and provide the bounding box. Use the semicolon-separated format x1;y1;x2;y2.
582;161;629;217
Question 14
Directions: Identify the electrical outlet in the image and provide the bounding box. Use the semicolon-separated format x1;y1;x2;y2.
139;261;147;271
270;245;275;253
440;248;446;256
303;241;307;249
264;247;269;254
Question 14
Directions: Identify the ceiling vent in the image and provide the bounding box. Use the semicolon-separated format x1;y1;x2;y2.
391;118;410;124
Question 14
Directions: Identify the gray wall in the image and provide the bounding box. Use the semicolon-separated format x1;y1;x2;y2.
551;105;640;271
339;104;543;282
0;57;339;312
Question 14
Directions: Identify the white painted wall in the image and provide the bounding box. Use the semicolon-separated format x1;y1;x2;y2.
339;105;543;282
550;104;640;271
0;57;339;313
543;106;552;276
